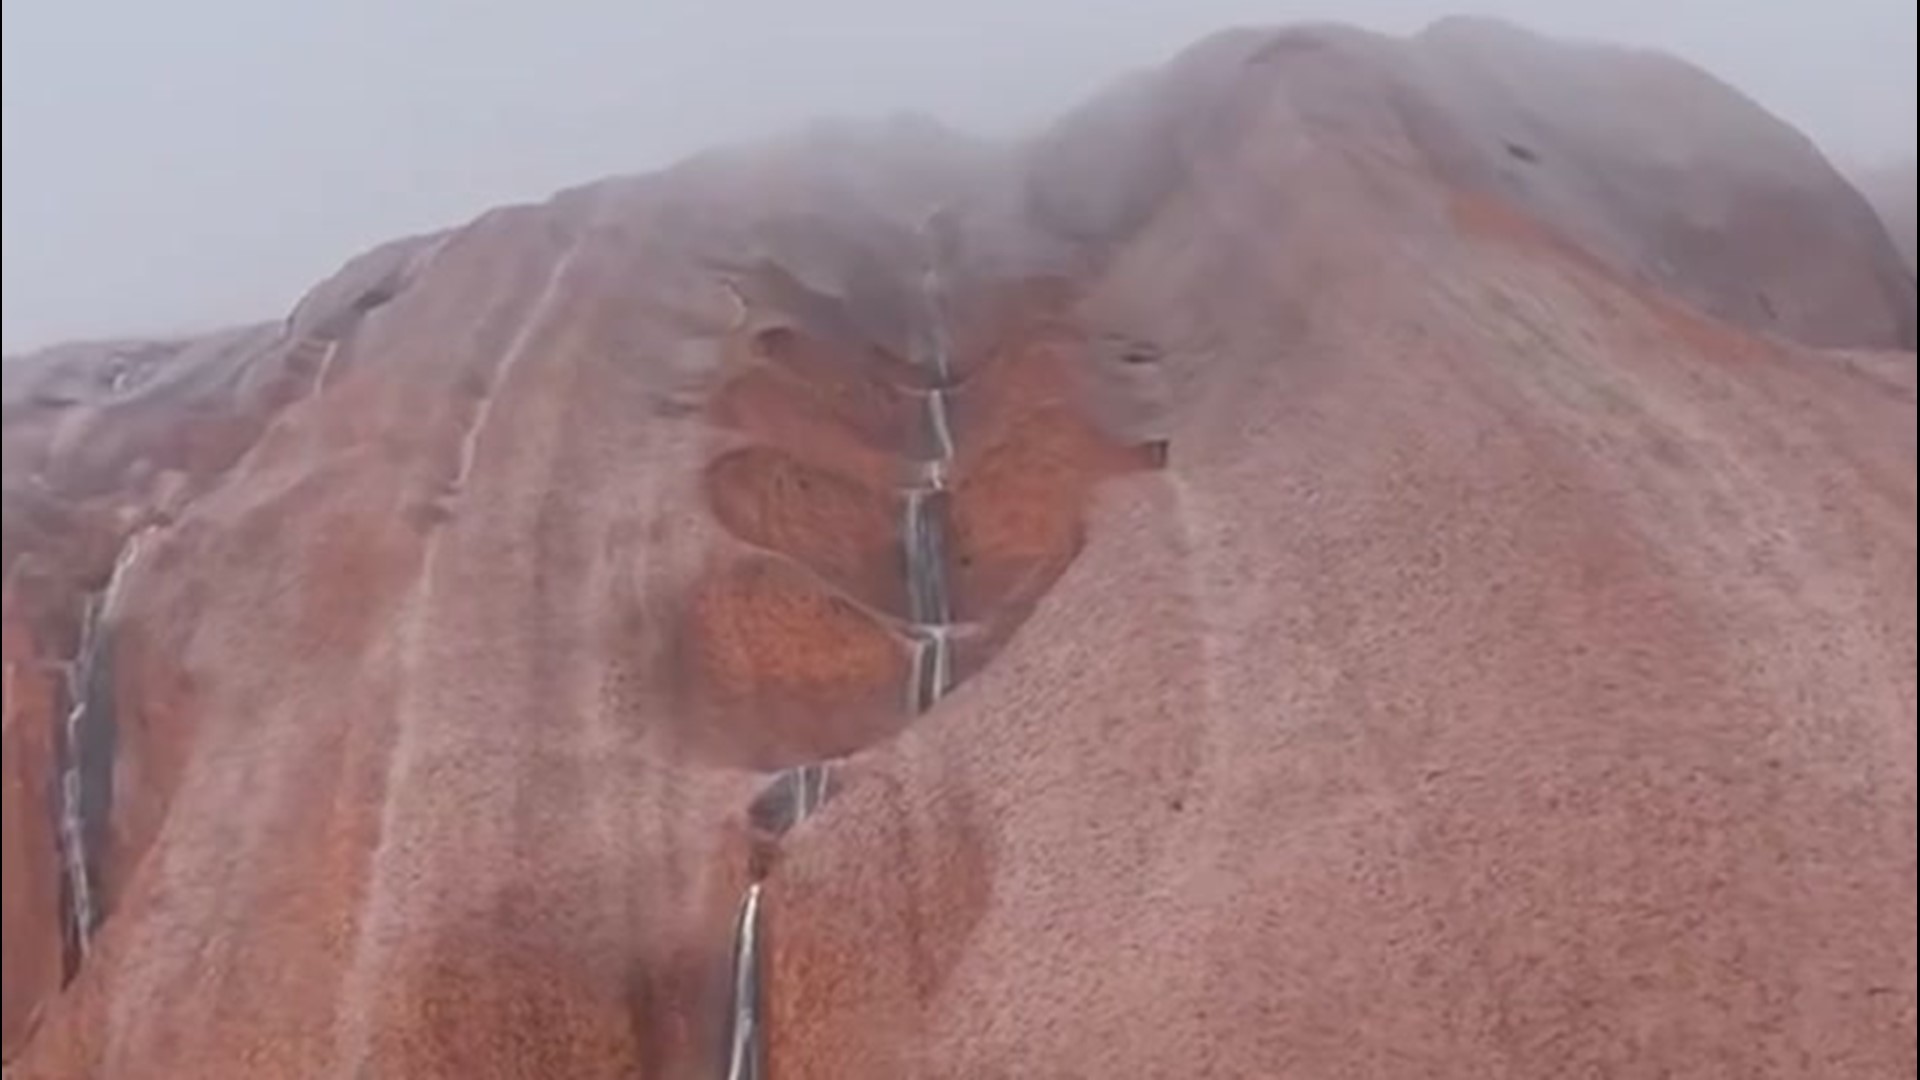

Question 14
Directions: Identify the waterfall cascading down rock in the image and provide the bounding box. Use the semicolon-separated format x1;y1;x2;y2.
903;242;958;717
902;481;955;715
722;228;963;1080
58;592;106;964
903;488;949;626
923;388;955;487
55;528;148;969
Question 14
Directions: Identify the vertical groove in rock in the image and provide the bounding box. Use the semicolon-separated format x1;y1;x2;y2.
719;214;1156;1079
53;527;148;973
723;882;765;1080
901;222;960;718
56;591;104;969
902;488;953;629
924;389;955;473
723;220;965;1079
906;625;954;715
331;233;586;1076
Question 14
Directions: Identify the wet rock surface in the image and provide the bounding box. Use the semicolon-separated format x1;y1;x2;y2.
1;16;1915;1079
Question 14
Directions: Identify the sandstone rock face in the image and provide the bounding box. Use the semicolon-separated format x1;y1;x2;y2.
2;18;1914;1079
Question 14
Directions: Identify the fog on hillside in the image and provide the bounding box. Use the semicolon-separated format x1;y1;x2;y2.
1855;163;1918;274
3;0;1916;351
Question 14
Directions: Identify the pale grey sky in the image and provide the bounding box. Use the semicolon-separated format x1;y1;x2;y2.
4;0;1915;351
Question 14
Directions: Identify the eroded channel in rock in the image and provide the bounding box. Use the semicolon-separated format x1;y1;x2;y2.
52;526;149;973
705;226;1165;1079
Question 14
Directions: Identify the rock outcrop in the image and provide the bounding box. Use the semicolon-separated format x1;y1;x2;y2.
2;17;1913;1079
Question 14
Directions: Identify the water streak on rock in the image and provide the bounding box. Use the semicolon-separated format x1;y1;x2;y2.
790;763;829;826
723;229;964;1079
56;528;148;965
723;883;765;1080
902;488;953;629
57;594;104;964
925;388;955;472
907;625;954;715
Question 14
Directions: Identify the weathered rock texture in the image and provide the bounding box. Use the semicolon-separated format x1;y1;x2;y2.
2;16;1914;1079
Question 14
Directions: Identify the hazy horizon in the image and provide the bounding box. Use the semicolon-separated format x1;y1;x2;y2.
5;0;1916;353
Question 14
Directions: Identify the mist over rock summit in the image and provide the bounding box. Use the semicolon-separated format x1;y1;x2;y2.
3;17;1914;1079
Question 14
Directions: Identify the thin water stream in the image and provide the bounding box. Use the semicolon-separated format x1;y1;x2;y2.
57;593;105;962
723;883;766;1080
56;528;149;965
903;488;953;628
722;231;961;1077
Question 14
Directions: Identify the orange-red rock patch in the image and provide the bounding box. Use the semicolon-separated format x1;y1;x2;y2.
705;447;906;617
679;557;909;768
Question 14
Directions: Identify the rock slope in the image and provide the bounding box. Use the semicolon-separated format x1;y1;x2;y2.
2;16;1913;1079
1854;161;1916;275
